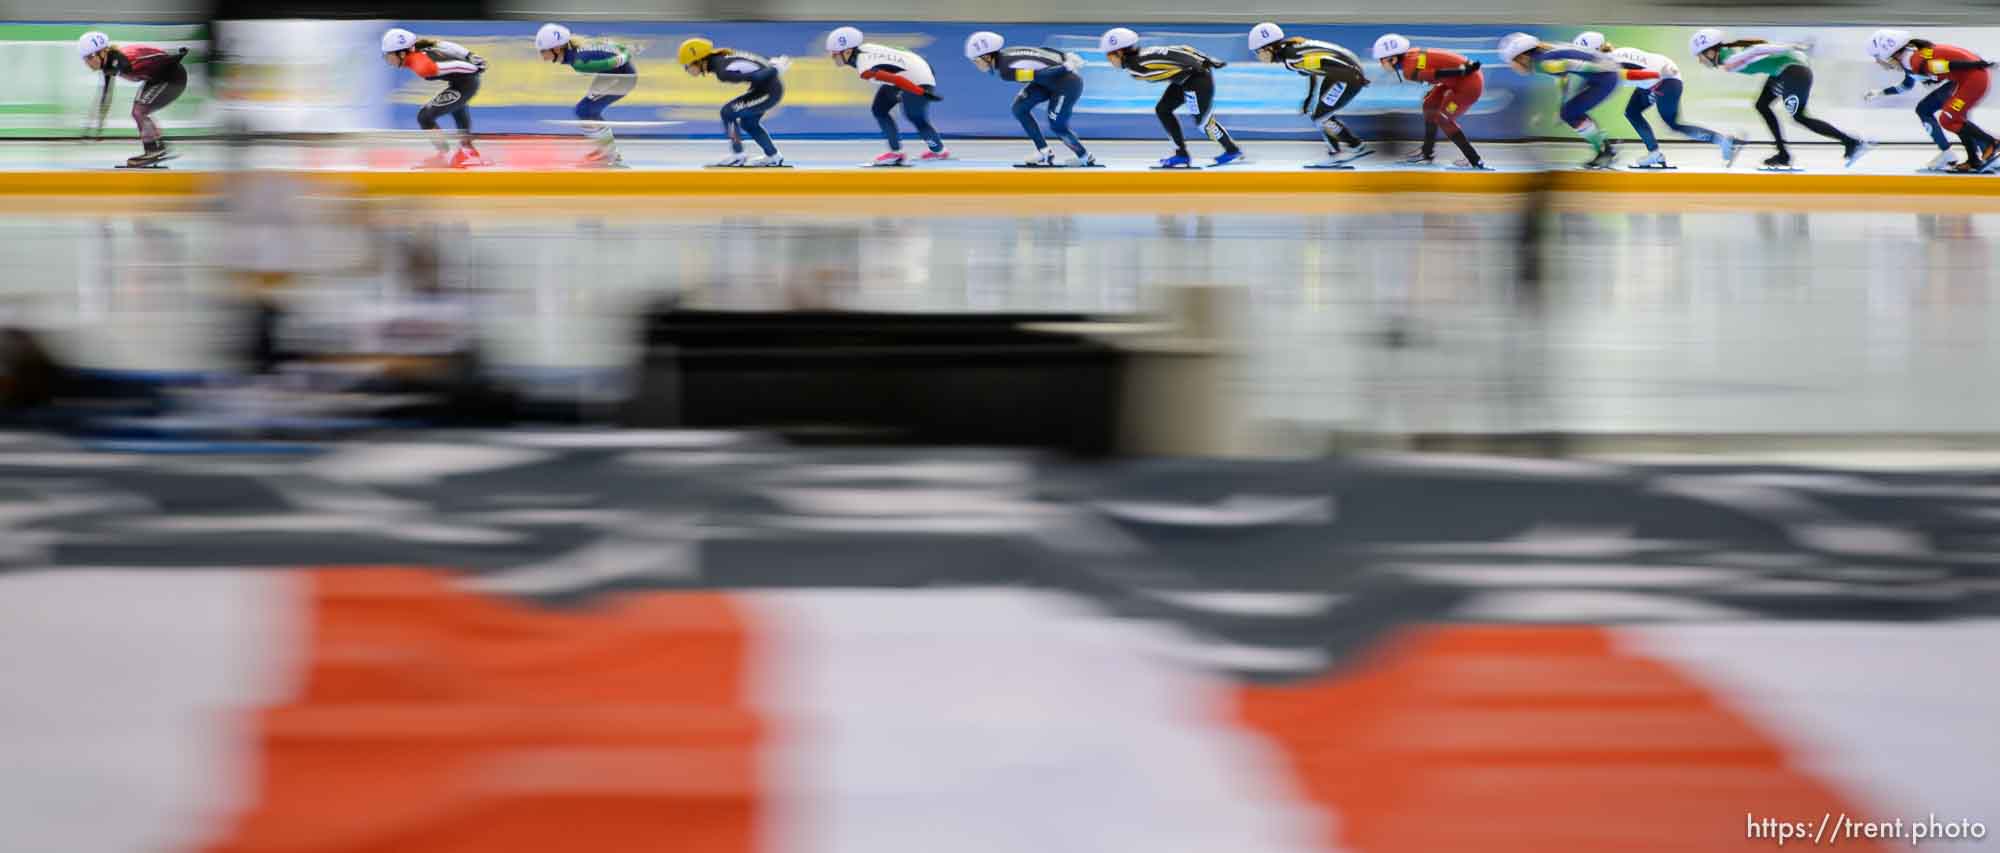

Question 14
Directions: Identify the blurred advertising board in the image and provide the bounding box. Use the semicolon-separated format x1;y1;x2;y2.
0;23;210;137
213;20;394;133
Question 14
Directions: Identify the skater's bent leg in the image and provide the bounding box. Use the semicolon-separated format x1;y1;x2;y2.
1778;65;1854;145
1625;90;1659;151
1047;77;1087;156
1917;82;1957;149
871;85;902;151
1330;116;1363;148
720;102;747;154
1754;78;1789;156
1190;74;1238;153
1436;112;1479;164
1652;79;1717;143
739;112;776;156
577;94;622;152
901;89;944;152
1156;85;1190;154
1012;87;1051;150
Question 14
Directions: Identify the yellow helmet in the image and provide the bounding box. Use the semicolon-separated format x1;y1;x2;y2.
678;37;715;67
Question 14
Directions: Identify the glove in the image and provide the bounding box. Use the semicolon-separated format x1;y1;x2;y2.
1464;59;1481;73
1062;52;1084;73
1209;59;1228;69
770;55;791;72
1863;88;1881;102
923;90;943;101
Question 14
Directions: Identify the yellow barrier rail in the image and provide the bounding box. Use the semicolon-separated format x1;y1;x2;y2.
4;168;1997;199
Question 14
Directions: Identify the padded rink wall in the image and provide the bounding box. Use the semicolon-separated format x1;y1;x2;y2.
13;20;2000;198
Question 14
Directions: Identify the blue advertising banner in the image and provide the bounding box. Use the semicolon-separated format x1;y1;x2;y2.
388;21;1533;141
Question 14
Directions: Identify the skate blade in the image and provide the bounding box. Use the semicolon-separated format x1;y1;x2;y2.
114;163;170;169
1627;164;1678;170
1149;165;1202;171
1445;164;1493;171
1303;163;1356;170
1758;166;1804;172
1013;163;1061;169
862;161;912;168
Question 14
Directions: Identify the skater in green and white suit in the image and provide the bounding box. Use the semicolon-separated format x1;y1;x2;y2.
1688;28;1871;170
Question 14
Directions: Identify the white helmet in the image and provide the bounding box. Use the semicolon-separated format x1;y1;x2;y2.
965;31;1003;59
381;28;416;54
1100;27;1139;54
826;26;863;53
1867;28;1912;63
1573;31;1606;51
1371;33;1410;60
1498;32;1540;62
534;23;571;52
1249;23;1285;52
1689;28;1725;57
77;30;109;59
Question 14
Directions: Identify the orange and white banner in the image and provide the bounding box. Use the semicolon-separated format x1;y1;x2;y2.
4;567;1990;853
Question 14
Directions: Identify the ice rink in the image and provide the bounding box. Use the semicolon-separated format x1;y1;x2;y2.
5;137;1998;439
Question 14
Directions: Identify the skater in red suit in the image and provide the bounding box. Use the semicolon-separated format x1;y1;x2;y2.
1371;33;1487;170
78;31;187;168
381;27;491;169
1867;29;1997;172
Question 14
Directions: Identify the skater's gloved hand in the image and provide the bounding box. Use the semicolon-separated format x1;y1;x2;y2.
1062;52;1085;72
770;55;791;72
1463;59;1481;73
923;90;943;101
1862;88;1881;101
